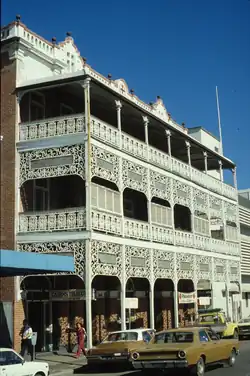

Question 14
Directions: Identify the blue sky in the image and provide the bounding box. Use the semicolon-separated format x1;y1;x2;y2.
2;0;250;189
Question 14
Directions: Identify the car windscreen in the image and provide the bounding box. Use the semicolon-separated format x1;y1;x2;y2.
103;331;138;342
154;332;193;344
199;315;223;324
239;319;250;323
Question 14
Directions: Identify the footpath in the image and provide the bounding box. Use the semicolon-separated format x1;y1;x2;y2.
35;352;87;375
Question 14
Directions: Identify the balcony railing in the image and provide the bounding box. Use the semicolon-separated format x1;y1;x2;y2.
18;207;240;256
19;114;85;141
19;207;86;233
18;114;237;201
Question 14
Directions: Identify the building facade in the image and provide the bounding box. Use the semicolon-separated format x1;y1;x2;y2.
238;193;250;318
1;17;242;351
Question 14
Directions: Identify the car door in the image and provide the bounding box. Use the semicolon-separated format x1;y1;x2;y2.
198;330;215;364
206;329;225;361
0;350;25;376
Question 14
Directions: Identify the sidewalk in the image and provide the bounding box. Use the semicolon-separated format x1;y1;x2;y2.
35;352;87;375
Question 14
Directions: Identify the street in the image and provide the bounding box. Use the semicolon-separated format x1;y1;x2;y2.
53;341;250;376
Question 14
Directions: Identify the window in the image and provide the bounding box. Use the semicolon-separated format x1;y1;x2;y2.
0;350;22;366
199;330;209;342
142;331;152;343
207;330;219;341
154;331;193;344
29;92;45;121
124;198;134;217
91;184;120;214
151;203;172;227
60;103;74;116
103;331;138;342
33;179;50;211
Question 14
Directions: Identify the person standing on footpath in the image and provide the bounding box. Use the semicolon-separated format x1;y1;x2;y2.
19;319;33;361
67;322;87;358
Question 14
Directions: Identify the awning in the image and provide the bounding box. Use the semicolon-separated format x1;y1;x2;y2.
0;249;74;277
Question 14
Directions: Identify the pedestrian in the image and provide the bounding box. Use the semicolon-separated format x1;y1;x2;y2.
75;322;87;358
20;319;33;361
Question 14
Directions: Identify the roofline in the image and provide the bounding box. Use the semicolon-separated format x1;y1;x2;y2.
16;72;236;169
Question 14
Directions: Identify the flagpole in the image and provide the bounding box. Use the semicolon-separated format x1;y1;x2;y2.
215;86;223;155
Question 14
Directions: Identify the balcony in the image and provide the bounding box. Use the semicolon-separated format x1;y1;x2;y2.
18;206;240;256
19;207;86;233
18;114;237;201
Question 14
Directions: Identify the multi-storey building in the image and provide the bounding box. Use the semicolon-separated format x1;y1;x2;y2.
1;16;242;352
238;192;250;317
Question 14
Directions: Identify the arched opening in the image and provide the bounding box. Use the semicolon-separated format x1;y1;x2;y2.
154;279;174;331
21;275;85;353
123;188;148;221
125;278;150;329
20;175;86;212
151;197;172;227
197;279;212;309
92;276;121;345
194;210;209;236
177;279;195;327
225;221;238;242
174;204;192;232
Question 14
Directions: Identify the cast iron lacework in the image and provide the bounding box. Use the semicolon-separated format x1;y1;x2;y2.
193;188;209;215
224;201;238;223
172;179;191;208
125;246;151;280
213;258;227;282
91;241;122;280
150;170;172;203
195;255;212;281
122;160;148;195
19;145;85;185
153;249;175;281
91;145;119;186
17;241;85;280
176;253;195;281
227;260;240;282
209;196;223;219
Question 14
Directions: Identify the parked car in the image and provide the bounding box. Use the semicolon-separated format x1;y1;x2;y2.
130;327;239;376
197;308;239;339
0;348;49;376
86;328;155;368
238;316;250;339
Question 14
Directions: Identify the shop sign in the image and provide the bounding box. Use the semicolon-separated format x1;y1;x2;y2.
50;289;95;301
198;297;211;306
178;291;196;304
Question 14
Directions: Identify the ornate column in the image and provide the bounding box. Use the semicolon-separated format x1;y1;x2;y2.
173;254;179;328
186;141;191;167
166;130;172;157
218;160;223;182
82;77;93;348
115;100;122;148
120;245;126;331
149;250;155;329
142;116;149;161
232;167;237;189
203;152;208;173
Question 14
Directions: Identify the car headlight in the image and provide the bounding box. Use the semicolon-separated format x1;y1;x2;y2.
178;350;186;359
131;352;140;360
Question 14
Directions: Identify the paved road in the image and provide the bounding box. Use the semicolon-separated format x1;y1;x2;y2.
53;341;250;376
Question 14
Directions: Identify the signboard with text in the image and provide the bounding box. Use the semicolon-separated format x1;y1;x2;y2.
178;292;196;304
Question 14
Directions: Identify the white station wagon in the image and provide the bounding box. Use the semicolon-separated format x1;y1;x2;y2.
0;348;49;376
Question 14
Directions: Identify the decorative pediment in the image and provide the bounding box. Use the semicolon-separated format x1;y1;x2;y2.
114;79;129;95
57;35;83;72
151;96;169;122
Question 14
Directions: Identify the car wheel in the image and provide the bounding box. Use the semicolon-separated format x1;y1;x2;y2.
227;349;237;367
191;357;205;376
233;330;238;339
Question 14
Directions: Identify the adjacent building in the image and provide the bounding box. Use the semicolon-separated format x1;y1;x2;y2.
1;16;242;351
239;192;250;317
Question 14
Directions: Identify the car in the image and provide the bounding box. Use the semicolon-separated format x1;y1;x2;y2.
130;327;239;376
238;316;250;339
86;328;155;369
197;308;239;339
0;348;49;376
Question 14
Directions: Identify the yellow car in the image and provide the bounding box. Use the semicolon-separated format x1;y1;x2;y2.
198;308;239;339
238;316;250;339
130;327;239;376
